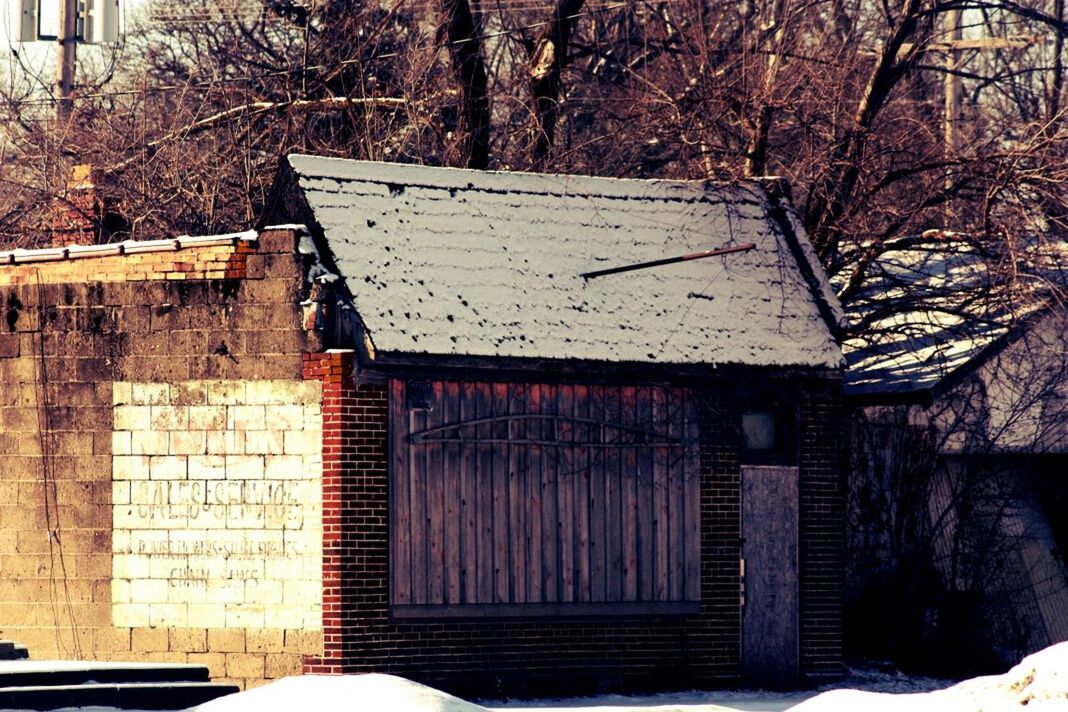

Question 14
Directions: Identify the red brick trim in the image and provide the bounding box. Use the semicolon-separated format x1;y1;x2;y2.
301;351;351;674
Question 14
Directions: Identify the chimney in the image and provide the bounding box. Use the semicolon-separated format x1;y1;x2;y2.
52;164;104;247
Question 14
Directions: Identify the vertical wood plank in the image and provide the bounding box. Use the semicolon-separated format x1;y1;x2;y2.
621;385;638;600
666;387;685;601
410;399;429;604
604;385;623;602
390;379;412;605
588;385;606;602
527;383;544;603
541;383;559;603
493;381;509;603
635;386;654;601
575;384;591;602
508;382;525;606
684;390;702;601
475;381;494;603
443;381;462;605
653;387;670;601
427;382;446;604
558;384;575;602
460;381;477;603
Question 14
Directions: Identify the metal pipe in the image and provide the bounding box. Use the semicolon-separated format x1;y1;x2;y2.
580;243;756;280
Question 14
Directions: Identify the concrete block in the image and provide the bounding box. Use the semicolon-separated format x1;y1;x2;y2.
207;382;245;405
244;431;285;456
225;455;263;480
225;652;265;680
149;455;187;480
188;406;225;431
283;430;319;456
170;381;208;407
169;628;208;653
131;383;170;405
188;455;226;480
112;554;151;580
130;626;169;652
206;430;244;456
188;604;227;629
188;652;227;678
112;382;133;406
113;455;149;480
245;629;283;654
131;579;168;603
169;431;206;456
112;431;132;456
149;603;188;627
131;431;168;456
297;382;322;406
265;405;304;430
281;631;318;653
228;405;265;431
207;628;245;653
151;406;189;430
225;604;265;629
93;626;132;653
112;578;132;603
263;455;301;480
265;653;302;679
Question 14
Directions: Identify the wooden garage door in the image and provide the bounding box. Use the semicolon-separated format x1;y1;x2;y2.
389;379;701;617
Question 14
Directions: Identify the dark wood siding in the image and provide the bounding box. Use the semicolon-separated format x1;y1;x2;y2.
390;379;701;614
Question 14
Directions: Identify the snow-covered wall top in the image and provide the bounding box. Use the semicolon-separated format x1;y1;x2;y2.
287;155;843;369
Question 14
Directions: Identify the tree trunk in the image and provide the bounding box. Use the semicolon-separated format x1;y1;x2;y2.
529;0;586;168
439;0;491;169
804;0;925;260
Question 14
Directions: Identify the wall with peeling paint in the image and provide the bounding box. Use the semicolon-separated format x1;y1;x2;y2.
0;228;322;689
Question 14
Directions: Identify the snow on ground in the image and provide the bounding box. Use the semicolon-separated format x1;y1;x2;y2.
14;644;1067;712
791;642;1068;711
193;673;489;712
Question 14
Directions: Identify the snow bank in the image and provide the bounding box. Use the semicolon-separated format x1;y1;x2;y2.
194;673;491;712
789;642;1068;712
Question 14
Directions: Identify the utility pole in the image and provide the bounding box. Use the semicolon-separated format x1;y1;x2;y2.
55;0;79;124
936;9;1044;222
18;0;119;123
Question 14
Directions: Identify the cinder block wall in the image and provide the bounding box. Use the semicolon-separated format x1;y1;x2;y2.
304;354;844;697
0;229;324;688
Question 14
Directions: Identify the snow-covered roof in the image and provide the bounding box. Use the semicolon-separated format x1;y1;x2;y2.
841;235;1068;397
285;155;843;369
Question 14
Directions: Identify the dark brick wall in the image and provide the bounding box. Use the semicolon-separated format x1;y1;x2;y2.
305;358;844;697
798;383;846;680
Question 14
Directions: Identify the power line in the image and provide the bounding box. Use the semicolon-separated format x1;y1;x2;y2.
5;0;663;107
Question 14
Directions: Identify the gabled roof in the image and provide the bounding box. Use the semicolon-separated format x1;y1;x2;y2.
283;155;843;369
841;234;1068;397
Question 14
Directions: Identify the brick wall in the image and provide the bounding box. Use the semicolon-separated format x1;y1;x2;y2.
0;228;323;689
303;357;844;697
798;382;846;680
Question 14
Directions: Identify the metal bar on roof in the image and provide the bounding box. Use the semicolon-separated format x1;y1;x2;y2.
580;243;756;280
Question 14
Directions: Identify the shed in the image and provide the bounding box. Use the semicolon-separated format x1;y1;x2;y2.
0;158;845;696
273;156;846;692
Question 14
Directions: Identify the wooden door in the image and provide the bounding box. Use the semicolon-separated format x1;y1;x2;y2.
741;465;799;688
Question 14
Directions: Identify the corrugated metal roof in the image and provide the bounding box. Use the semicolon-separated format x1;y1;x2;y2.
286;155;843;369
